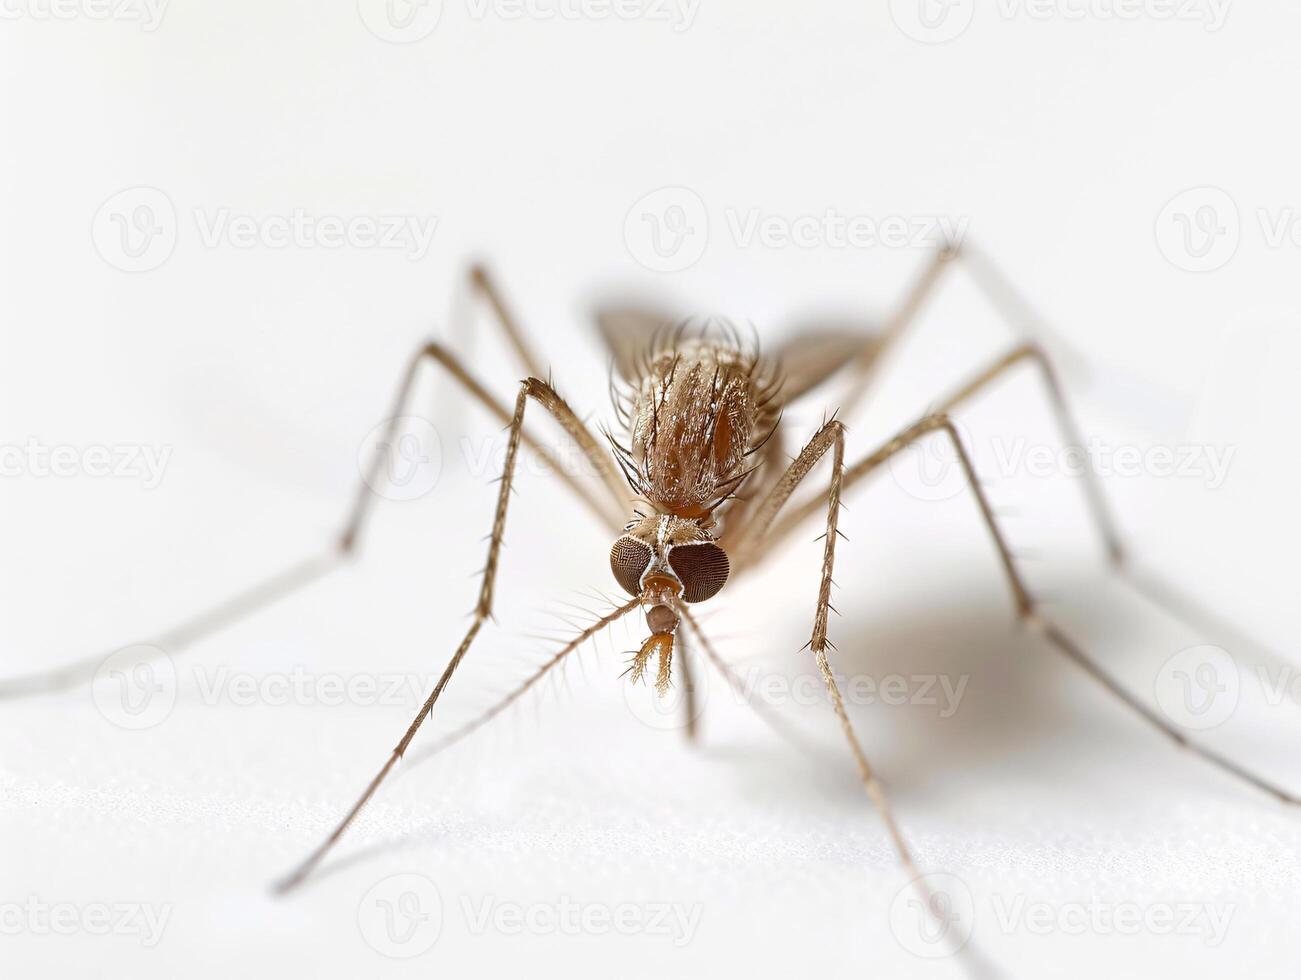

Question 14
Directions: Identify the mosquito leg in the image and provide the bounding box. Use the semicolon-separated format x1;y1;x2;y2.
468;262;629;509
832;242;958;418
352;250;634;561
1;343;629;698
915;273;1279;671
762;343;1124;565
402;602;825;780
675;604;825;759
0;552;339;698
930;342;1125;564
677;630;700;743
399;599;639;767
276;378;639;895
729;419;929;884
837;239;1085;420
756;412;1301;806
768;339;1277;679
468;264;546;381
341;341;629;552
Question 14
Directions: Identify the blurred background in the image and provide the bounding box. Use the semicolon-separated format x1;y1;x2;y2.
3;2;1301;977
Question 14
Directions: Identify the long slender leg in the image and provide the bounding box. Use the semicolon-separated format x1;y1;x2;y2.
341;341;629;551
401;602;816;773
677;632;700;743
0;553;338;698
729;419;929;884
751;411;1300;806
834;238;1080;420
0;345;628;698
275;379;637;894
836;242;957;418
931;342;1124;564
1;266;628;698
836;251;1272;664
674;606;845;761
756;343;1123;564
468;264;546;381
717;246;959;539
344;262;630;548
759;340;1273;692
402;598;639;767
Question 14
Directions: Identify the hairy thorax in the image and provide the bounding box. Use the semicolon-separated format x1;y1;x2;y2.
622;338;777;519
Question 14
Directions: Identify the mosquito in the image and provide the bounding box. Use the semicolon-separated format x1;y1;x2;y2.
5;243;1294;907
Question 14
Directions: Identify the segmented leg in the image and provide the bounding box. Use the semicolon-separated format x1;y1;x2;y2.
835;238;1078;419
835;240;958;418
275;379;638;894
730;418;929;884
0;553;338;698
468;264;546;381
677;632;700;743
754;343;1122;567
1;265;629;699
755;411;1300;808
403;599;640;768
342;341;628;550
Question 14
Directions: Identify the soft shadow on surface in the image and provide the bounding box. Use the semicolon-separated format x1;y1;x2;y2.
688;585;1101;800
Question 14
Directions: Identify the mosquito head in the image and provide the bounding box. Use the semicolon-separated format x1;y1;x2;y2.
610;514;730;693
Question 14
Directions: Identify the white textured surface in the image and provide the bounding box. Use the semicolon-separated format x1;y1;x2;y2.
4;4;1301;978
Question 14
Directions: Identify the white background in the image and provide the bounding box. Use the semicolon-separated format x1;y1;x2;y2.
3;2;1301;977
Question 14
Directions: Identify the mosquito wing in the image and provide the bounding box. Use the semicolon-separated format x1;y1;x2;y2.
593;303;678;382
770;321;880;402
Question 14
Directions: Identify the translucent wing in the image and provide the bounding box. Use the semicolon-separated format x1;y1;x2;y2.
593;303;677;382
770;322;881;402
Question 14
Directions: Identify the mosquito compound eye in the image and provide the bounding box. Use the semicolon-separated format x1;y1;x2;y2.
667;543;730;603
609;536;654;595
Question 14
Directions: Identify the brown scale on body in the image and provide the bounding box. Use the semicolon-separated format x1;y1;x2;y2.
606;331;782;693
